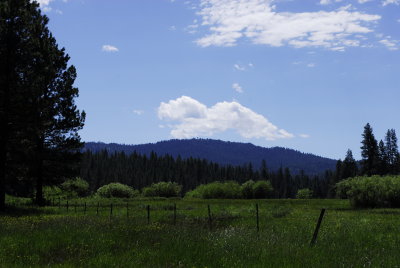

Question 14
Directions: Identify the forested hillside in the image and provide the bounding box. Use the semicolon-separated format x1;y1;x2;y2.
84;139;336;175
80;150;333;198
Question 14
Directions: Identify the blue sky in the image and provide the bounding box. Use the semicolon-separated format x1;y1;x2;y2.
36;0;400;160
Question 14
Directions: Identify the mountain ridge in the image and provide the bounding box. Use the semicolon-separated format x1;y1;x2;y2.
84;139;337;175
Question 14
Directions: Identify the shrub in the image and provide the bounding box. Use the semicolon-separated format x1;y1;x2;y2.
142;182;182;198
336;175;400;208
185;181;242;199
241;180;255;199
43;186;63;200
296;188;312;199
252;181;274;199
61;177;89;198
96;183;138;198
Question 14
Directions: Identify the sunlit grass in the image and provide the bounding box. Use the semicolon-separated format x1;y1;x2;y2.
1;198;400;267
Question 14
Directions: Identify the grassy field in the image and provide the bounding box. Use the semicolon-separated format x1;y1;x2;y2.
1;198;400;267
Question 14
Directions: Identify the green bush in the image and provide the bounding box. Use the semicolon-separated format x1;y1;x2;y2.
252;181;274;199
336;175;400;208
186;181;242;199
61;177;89;198
296;188;312;199
96;183;139;198
43;186;63;200
142;182;182;198
241;180;255;199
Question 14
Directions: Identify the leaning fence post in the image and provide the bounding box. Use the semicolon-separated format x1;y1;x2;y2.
173;203;177;225
256;203;259;232
147;205;150;224
310;208;326;246
208;204;212;231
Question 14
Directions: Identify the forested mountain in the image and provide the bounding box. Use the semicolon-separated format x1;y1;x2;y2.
84;139;336;175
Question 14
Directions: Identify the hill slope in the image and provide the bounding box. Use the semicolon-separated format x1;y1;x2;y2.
84;139;336;175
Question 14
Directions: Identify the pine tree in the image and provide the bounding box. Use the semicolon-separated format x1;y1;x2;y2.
360;123;379;176
385;129;399;174
378;140;388;175
341;149;358;179
0;0;85;206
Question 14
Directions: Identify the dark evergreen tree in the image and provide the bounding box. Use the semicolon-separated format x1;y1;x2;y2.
385;129;399;174
0;0;85;207
360;123;379;176
378;140;388;175
341;149;358;179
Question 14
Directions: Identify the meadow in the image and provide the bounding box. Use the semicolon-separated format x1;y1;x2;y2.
1;198;400;267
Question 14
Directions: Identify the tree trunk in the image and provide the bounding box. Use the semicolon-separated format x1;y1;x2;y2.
35;139;45;206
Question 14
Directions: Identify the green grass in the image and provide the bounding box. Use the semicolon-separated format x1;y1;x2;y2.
1;198;400;267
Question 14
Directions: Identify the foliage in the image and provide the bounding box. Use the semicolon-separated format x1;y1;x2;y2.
241;180;255;199
3;199;400;267
61;177;89;198
0;0;85;208
336;175;400;208
142;182;182;198
96;183;138;198
186;181;242;199
296;188;312;199
252;180;274;199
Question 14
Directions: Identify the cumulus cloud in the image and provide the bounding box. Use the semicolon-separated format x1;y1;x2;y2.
382;0;399;6
133;110;144;115
299;134;310;138
194;0;381;51
33;0;53;11
232;83;244;93
102;45;119;52
234;64;246;71
379;39;399;50
158;96;294;140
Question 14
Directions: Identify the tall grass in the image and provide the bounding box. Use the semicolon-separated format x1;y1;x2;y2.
1;199;400;267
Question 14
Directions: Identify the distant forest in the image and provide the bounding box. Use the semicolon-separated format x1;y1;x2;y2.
80;150;333;198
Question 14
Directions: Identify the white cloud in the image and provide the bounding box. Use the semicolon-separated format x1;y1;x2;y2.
248;63;254;68
379;39;399;50
194;0;381;51
102;45;119;52
233;64;246;71
299;134;310;138
320;0;331;5
307;63;316;68
382;0;399;6
169;25;177;31
358;0;372;3
232;83;244;93
158;96;294;140
133;110;144;115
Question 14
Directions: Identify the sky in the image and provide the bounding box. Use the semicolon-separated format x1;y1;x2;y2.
35;0;400;160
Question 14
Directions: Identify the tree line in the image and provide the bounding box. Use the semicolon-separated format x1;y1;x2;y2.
335;123;400;181
0;0;85;209
80;150;332;198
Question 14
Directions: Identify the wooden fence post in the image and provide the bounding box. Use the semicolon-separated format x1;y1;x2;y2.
256;203;259;232
208;204;212;231
110;203;113;218
147;205;150;224
96;202;99;215
173;203;177;225
66;200;69;212
310;208;326;246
